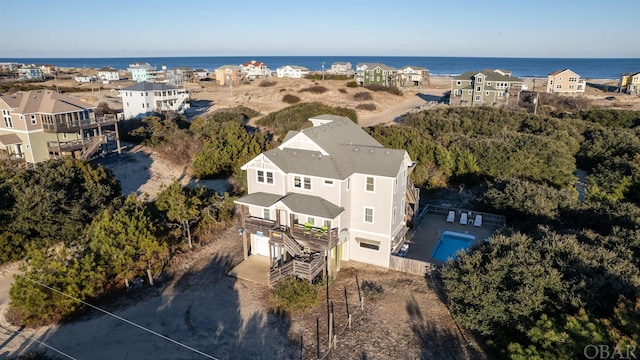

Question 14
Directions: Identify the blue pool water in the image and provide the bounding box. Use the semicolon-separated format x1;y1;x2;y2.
431;231;475;262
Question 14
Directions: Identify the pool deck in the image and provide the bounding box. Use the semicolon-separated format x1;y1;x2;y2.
404;211;499;265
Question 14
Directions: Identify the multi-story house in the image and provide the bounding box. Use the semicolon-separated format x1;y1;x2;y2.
119;82;190;119
0;90;121;165
194;69;209;79
239;60;271;80
235;114;419;285
361;63;397;87
166;66;195;85
449;69;525;107
98;67;120;83
276;65;310;79
214;65;240;86
546;69;586;93
18;66;44;81
0;62;21;74
619;71;640;95
128;62;159;82
397;66;429;87
328;62;353;75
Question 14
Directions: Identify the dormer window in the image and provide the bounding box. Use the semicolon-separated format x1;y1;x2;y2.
257;170;274;184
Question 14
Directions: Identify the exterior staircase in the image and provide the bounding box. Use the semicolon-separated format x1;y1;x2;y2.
282;232;305;257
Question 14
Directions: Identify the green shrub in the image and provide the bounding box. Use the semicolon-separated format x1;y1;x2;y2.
346;81;358;88
270;276;320;312
258;80;276;87
299;85;328;94
354;92;372;101
257;102;358;136
365;84;402;95
282;94;301;104
356;103;376;111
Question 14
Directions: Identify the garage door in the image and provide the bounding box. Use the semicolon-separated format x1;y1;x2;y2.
252;235;271;257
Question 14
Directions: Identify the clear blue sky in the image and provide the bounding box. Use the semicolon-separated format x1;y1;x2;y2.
1;0;638;58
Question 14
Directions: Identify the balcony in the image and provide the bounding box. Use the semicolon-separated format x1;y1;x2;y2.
243;216;339;251
42;115;118;133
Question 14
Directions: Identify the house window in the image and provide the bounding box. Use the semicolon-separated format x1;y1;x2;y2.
294;175;310;189
556;84;562;89
324;179;334;185
364;207;374;223
307;217;315;226
358;238;379;251
304;177;311;190
2;110;12;128
475;96;481;101
476;86;481;91
263;208;271;220
569;85;574;89
257;170;274;184
393;207;396;220
142;103;144;108
347;177;351;190
30;115;37;125
365;177;374;192
477;77;483;83
487;82;491;86
468;90;472;95
454;89;462;96
486;91;489;95
294;176;301;188
456;81;461;85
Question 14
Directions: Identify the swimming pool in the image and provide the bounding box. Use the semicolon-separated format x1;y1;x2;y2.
431;231;476;262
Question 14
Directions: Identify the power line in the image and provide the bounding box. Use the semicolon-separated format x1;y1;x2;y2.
0;324;77;360
15;274;219;360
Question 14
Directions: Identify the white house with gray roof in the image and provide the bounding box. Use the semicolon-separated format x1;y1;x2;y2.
119;81;190;119
235;115;419;284
276;65;310;78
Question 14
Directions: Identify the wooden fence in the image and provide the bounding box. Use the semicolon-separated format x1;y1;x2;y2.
389;255;434;276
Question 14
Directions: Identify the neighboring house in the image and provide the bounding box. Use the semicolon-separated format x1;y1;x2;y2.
239;60;271;80
449;69;525;107
0;90;121;165
98;67;120;83
214;65;240;86
40;64;57;75
128;62;159;82
74;75;96;83
119;81;190;119
18;66;44;81
276;65;310;78
546;69;586;93
235;114;419;285
619;71;640;95
362;63;397;87
0;62;21;73
397;66;429;87
194;69;209;78
328;62;353;75
166;66;195;85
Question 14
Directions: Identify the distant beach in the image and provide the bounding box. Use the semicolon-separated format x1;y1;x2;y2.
1;56;638;79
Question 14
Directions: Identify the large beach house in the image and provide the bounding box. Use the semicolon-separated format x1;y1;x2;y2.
546;69;586;94
239;60;271;80
619;71;640;95
449;69;525;107
119;82;190;119
0;90;120;165
234;115;419;285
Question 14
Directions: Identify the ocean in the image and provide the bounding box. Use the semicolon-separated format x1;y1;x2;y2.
1;56;639;80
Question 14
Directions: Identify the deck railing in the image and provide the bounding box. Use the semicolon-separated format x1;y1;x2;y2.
42;115;118;133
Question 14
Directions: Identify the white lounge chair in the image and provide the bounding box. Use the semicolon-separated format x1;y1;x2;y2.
446;210;455;223
459;212;468;225
474;214;482;227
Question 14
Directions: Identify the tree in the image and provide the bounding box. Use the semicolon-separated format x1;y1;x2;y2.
155;180;201;249
87;196;168;280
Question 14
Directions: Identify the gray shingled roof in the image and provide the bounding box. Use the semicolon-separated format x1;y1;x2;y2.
121;81;180;91
235;192;283;207
280;193;344;219
454;70;523;83
263;117;405;179
234;192;344;219
1;90;95;114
